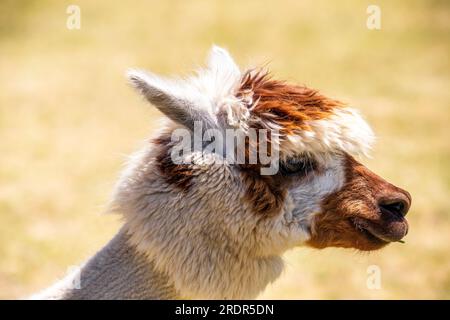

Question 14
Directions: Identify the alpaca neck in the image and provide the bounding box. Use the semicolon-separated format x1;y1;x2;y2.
35;228;179;300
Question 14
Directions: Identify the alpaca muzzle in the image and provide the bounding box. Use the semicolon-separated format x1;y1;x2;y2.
352;180;411;243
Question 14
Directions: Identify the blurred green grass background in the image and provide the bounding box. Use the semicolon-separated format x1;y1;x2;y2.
0;0;449;299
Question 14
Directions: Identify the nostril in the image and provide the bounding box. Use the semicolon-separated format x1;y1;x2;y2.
379;199;409;218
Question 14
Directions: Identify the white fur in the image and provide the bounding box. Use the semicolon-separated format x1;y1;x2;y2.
261;107;375;159
290;156;346;227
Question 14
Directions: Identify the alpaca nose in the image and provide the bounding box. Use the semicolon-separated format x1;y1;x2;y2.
378;189;411;219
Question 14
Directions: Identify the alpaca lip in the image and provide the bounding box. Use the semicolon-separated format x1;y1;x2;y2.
351;217;408;243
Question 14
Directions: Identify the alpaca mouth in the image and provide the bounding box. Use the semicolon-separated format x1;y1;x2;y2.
351;216;408;243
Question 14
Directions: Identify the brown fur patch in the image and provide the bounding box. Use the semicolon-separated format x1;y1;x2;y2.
153;134;193;191
238;70;344;134
239;156;319;217
240;165;288;217
306;155;411;251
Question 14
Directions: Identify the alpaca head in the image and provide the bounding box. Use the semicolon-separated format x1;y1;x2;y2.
115;46;411;298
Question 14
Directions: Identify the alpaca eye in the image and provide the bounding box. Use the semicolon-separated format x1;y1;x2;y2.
280;157;317;176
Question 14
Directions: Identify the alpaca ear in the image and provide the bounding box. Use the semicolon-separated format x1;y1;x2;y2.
127;46;240;131
207;45;240;78
127;69;214;131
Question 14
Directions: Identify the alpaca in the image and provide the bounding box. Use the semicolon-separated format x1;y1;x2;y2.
33;46;411;300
